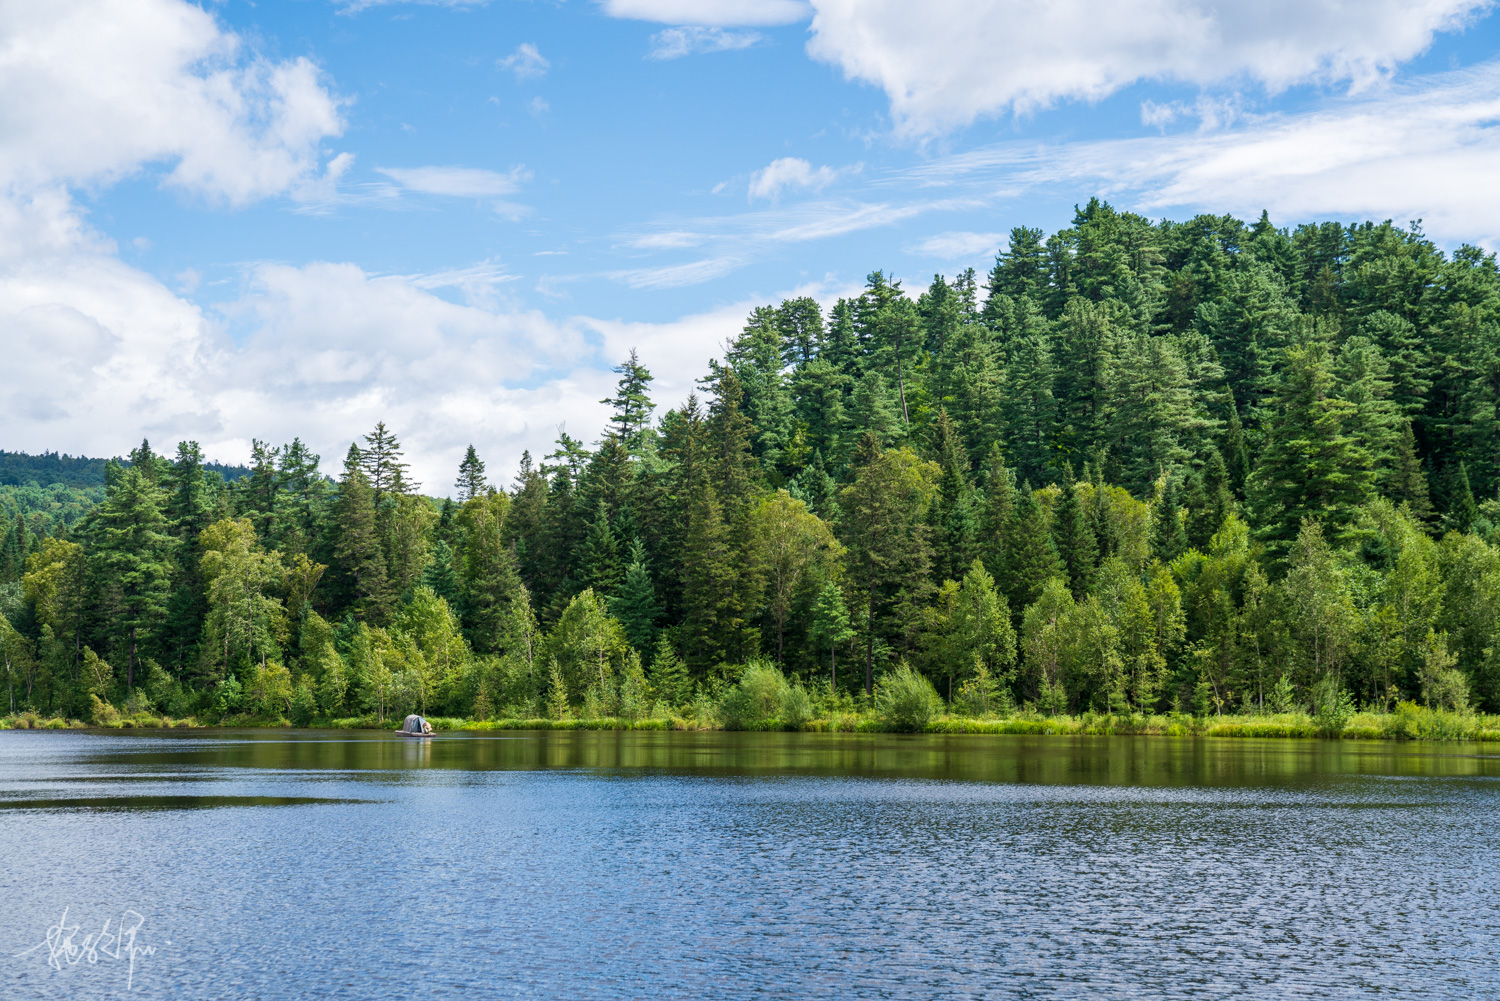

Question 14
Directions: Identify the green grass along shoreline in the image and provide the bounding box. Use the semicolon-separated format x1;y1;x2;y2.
5;703;1498;742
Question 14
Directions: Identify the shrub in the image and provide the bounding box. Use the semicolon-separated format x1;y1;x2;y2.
877;663;941;732
718;661;790;729
778;682;812;730
1311;676;1355;736
89;694;120;726
289;680;317;728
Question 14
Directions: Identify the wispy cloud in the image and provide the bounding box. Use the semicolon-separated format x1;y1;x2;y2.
376;165;529;197
888;60;1500;246
909;231;1006;260
609;256;744;289
498;43;549;80
648;27;761;59
599;0;810;27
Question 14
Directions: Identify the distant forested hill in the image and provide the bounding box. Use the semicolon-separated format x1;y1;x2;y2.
0;449;249;488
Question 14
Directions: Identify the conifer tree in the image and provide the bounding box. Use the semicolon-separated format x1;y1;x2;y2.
456;445;488;502
93;464;172;688
332;445;392;624
1247;343;1374;549
1054;467;1098;598
420;539;460;605
839;433;939;693
1447;461;1479;534
578;500;622;598
929;409;978;582
602;348;657;451
647;633;690;705
456;493;524;655
612;538;660;653
1152;475;1189;563
1000;482;1063;616
809;581;854;689
361;422;413;500
1389;420;1435;524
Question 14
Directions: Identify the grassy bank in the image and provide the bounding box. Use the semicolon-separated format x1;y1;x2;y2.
5;702;1500;741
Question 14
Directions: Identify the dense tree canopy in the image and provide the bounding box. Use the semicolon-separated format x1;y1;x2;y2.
4;201;1500;722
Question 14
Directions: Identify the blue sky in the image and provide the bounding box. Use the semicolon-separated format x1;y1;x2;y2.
5;0;1500;489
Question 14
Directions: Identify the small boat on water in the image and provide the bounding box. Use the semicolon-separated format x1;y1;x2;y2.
396;713;434;737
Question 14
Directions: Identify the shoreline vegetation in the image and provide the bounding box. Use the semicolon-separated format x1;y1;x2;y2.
5;205;1500;745
4;669;1497;742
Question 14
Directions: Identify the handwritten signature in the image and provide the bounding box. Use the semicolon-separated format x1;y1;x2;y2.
14;906;157;990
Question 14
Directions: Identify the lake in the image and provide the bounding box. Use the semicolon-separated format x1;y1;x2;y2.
3;729;1498;999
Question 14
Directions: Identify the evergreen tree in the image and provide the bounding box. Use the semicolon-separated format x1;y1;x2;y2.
456;445;488;502
647;633;690;705
809;581;854;689
92;464;172;688
1054;467;1098;598
603;349;657;451
242;439;280;538
1152;475;1189;563
332;445;392;624
1389;420;1435;523
1000;482;1063;616
929;408;978;582
1447;461;1480;534
421;539;460;605
455;493;525;655
839;434;939;693
361;422;414;500
1247;343;1375;550
612;538;661;653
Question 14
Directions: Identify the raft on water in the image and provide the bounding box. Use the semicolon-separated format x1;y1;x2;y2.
396;714;433;737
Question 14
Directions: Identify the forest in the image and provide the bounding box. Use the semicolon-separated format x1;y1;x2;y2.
3;199;1500;734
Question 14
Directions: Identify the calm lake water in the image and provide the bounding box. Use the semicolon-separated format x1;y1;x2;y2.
3;730;1499;999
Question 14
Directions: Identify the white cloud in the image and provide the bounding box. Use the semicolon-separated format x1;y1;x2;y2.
498;42;549;80
804;0;1493;136
895;61;1500;248
909;231;1006;260
599;0;810;27
530;96;551;115
648;27;762;59
747;157;840;201
0;0;345;203
609;257;745;289
626;231;704;249
376;165;529;197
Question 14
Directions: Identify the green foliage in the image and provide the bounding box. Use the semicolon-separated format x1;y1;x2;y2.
15;207;1500;728
877;662;942;731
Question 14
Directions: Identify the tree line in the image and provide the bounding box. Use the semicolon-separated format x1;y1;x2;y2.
3;198;1500;724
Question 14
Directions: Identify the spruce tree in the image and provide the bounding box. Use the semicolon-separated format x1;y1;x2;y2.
1447;461;1479;534
839;433;938;693
1247;343;1374;550
809;580;854;689
999;482;1063;616
93;464;172;688
361;422;414;500
647;633;690;706
332;445;392;624
578;500;622;598
611;538;660;653
456;445;488;502
1389;420;1435;524
930;408;978;582
1152;474;1189;563
1053;467;1098;598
